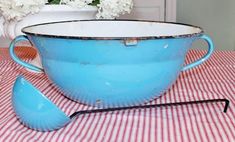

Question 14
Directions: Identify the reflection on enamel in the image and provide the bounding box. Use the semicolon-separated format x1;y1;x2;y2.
164;44;169;49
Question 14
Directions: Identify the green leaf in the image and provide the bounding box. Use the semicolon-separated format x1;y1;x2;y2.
90;0;100;6
48;0;61;4
47;0;100;6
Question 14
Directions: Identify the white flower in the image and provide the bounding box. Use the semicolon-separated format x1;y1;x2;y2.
96;0;133;19
0;0;48;21
0;0;134;21
0;16;4;37
60;0;93;8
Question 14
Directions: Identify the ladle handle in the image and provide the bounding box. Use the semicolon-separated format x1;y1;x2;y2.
182;35;214;71
70;99;229;119
9;35;44;72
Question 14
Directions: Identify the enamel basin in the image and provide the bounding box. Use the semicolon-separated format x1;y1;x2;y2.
9;20;214;107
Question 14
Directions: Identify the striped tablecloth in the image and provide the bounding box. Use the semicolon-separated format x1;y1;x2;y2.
0;47;234;142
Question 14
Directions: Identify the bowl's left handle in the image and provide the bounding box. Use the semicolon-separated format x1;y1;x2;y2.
9;35;44;72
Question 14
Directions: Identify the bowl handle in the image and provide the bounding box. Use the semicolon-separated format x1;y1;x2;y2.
182;34;214;71
9;35;44;72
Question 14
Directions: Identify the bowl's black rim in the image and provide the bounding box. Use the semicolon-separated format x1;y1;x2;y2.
22;19;204;40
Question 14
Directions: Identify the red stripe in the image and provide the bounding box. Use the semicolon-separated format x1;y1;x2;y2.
183;71;204;142
113;110;126;141
133;109;141;142
180;74;200;142
139;108;146;142
209;61;235;103
190;50;221;141
65;105;88;142
169;88;178;142
215;50;234;66
61;103;87;141
83;113;99;141
172;84;184;142
164;91;171;142
198;56;235;140
199;54;235;113
188;50;214;141
188;70;217;142
154;104;159;142
147;103;153;142
186;70;212;142
120;110;131;142
93;112;109;141
83;113;102;141
160;95;165;142
126;109;136;142
178;74;193;142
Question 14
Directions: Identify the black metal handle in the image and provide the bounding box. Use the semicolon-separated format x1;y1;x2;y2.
70;99;230;119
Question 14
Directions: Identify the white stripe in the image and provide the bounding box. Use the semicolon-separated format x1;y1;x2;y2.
171;89;182;142
198;60;235;141
98;113;115;142
93;113;111;142
103;113;119;142
115;110;130;142
144;108;151;142
79;113;99;141
156;107;162;142
101;113;116;142
109;111;125;142
87;113;105;141
183;75;205;142
128;110;139;142
123;110;133;142
136;110;144;142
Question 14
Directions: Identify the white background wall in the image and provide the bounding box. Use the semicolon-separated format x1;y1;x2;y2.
177;0;235;51
0;37;10;47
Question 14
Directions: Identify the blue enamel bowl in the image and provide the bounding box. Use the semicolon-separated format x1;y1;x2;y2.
9;20;214;107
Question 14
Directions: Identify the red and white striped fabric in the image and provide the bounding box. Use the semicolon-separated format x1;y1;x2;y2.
0;47;234;142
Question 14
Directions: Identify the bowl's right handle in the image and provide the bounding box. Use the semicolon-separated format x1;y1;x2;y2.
182;34;214;71
9;35;44;72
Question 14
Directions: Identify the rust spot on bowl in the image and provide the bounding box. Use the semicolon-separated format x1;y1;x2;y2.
96;99;102;105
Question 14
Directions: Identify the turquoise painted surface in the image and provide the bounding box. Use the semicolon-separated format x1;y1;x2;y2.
10;34;214;107
12;76;70;131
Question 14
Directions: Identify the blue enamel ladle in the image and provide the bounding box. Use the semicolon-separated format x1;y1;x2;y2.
12;76;229;132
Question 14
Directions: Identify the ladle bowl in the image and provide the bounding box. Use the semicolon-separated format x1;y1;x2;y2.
12;76;70;131
12;76;229;132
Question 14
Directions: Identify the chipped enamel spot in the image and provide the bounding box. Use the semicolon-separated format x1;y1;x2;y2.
124;39;138;46
96;100;102;105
